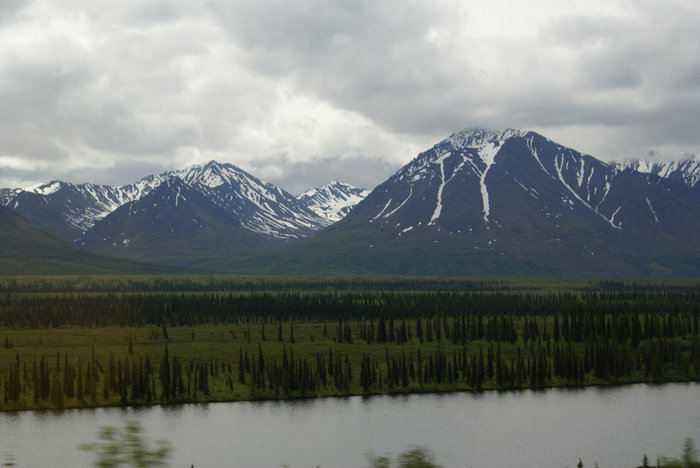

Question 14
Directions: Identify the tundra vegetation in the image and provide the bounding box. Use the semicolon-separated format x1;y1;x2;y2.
0;275;698;411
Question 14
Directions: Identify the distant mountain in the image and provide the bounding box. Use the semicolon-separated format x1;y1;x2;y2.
227;128;700;276
160;161;330;239
79;176;284;267
0;188;20;206
616;155;700;189
0;206;173;275
297;181;370;223
4;135;698;276
1;178;164;241
75;162;370;268
1;161;367;247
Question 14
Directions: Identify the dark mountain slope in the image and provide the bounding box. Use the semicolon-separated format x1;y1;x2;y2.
80;177;280;268
221;129;700;276
1;161;351;252
616;155;700;190
0;207;174;275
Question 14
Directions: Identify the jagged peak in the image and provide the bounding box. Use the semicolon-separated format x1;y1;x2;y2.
24;180;64;195
614;153;700;187
298;180;368;200
167;160;254;189
297;180;370;223
617;152;698;168
678;153;699;165
326;180;364;191
445;127;522;149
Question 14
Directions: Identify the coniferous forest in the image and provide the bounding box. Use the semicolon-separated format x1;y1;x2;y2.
1;276;699;411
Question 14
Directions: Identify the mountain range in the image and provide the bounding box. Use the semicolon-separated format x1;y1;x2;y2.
615;156;700;191
2;128;699;276
0;162;368;268
225;129;700;276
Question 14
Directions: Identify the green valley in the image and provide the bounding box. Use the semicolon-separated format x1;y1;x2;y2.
1;275;698;411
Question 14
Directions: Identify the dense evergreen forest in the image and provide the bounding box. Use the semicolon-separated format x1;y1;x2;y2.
1;276;699;410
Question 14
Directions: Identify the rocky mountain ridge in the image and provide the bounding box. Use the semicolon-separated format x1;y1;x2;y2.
1;161;368;243
228;127;700;276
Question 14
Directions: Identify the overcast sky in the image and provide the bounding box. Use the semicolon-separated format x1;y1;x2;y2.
1;0;699;194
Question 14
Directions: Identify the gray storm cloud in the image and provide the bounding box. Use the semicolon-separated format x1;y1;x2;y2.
0;0;699;191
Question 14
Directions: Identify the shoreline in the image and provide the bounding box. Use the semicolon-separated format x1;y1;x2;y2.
3;377;698;414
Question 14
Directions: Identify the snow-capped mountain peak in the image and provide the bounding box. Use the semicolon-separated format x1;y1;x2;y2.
616;154;700;188
170;160;246;189
25;180;64;195
0;160;352;243
297;181;370;223
332;128;700;276
446;127;522;149
141;161;326;240
381;127;525;227
0;188;21;206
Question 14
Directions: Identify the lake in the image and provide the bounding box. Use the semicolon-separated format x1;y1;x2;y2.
1;383;698;467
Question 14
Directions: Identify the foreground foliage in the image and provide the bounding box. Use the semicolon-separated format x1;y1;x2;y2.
368;447;442;468
77;426;697;468
81;421;171;468
652;438;700;468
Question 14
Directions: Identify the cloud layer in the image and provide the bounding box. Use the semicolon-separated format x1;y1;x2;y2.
1;0;699;193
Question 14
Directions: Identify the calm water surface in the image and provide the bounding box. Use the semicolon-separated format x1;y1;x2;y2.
1;383;699;468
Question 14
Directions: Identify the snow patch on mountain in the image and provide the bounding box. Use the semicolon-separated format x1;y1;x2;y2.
26;181;62;195
297;181;370;223
0;188;21;206
2;161;358;242
384;185;413;219
526;136;552;177
616;154;700;188
371;200;392;222
429;152;450;225
446;127;521;148
553;153;622;229
478;142;501;224
444;128;518;225
371;127;524;229
646;197;659;223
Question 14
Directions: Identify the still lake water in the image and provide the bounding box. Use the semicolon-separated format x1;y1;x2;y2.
1;383;699;468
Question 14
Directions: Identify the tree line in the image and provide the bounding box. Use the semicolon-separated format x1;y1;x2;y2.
1;288;699;328
0;276;513;294
2;311;698;409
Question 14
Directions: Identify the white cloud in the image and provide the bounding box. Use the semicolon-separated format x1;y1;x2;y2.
0;0;699;191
